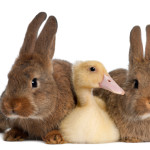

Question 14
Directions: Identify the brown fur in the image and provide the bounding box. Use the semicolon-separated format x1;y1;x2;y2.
0;12;75;142
2;97;35;117
94;26;150;142
42;130;65;144
0;111;9;132
0;91;9;132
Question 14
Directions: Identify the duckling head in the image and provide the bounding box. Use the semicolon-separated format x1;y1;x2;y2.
73;61;125;95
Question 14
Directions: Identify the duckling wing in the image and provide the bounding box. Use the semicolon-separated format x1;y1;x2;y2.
94;96;106;110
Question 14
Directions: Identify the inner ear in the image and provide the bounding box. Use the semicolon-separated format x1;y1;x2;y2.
129;26;144;66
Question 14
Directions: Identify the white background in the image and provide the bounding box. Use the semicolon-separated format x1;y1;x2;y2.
0;0;150;149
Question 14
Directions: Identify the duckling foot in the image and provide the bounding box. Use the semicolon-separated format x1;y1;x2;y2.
4;128;28;141
43;130;65;144
120;137;142;143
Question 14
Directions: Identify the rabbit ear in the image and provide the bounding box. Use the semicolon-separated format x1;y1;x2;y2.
34;16;57;60
145;25;150;60
129;26;144;66
19;12;47;55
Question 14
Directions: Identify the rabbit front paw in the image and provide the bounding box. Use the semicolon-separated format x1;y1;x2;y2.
42;130;65;144
4;128;28;141
120;137;142;143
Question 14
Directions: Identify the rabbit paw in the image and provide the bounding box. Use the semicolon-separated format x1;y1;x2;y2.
120;137;142;143
4;128;28;141
43;130;65;144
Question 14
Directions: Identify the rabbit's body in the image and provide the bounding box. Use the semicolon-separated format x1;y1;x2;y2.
94;26;150;142
0;13;75;143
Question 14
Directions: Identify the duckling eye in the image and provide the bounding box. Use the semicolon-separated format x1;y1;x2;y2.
90;67;96;72
133;79;138;89
32;78;38;88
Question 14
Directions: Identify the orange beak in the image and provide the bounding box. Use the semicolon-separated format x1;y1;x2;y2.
99;74;125;95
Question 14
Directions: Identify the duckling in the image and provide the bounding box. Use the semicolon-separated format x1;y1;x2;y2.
60;61;125;144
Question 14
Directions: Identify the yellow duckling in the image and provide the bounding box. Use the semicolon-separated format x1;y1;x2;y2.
60;61;125;144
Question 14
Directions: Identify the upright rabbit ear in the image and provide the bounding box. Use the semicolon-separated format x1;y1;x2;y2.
19;12;47;55
145;25;150;60
34;16;57;60
129;26;144;66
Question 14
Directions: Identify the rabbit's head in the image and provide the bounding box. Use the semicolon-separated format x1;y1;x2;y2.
124;26;150;119
1;12;58;119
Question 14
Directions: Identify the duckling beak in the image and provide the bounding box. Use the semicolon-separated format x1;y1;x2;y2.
99;75;125;95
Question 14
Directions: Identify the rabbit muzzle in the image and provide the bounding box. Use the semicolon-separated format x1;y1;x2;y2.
1;97;35;118
135;97;150;119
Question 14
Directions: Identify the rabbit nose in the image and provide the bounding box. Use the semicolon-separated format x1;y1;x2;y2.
11;109;17;115
11;103;22;114
147;99;150;104
3;100;21;115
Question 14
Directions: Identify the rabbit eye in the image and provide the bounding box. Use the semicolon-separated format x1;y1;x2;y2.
133;79;138;89
32;78;38;88
90;67;96;72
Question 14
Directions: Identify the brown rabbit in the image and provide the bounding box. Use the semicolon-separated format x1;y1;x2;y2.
0;12;75;144
94;25;150;142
